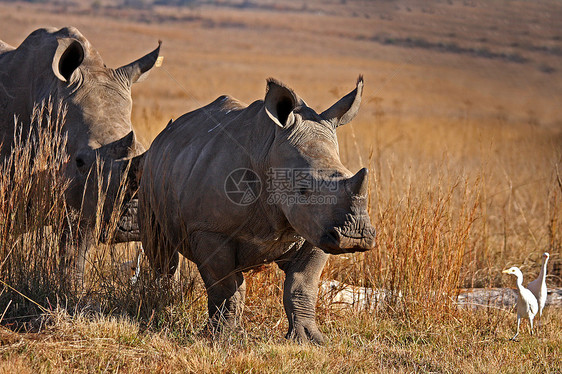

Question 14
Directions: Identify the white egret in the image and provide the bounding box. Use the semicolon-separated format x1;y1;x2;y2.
502;266;538;340
527;252;549;320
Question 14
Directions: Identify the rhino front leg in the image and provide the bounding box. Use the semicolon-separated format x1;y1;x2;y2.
59;227;93;290
191;232;246;333
278;242;329;345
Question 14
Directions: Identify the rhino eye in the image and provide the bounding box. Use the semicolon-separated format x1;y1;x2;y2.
298;187;308;195
75;156;85;168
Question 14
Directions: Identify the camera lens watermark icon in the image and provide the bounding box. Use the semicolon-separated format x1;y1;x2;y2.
224;168;262;206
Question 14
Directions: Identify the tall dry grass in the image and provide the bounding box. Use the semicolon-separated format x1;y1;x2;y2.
0;100;175;328
0;100;72;323
0;97;560;341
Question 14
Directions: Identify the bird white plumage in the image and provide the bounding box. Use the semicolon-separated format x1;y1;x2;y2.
502;266;538;340
526;252;549;319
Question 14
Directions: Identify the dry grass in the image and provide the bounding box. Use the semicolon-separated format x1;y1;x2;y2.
0;0;561;372
0;100;72;315
0;308;561;373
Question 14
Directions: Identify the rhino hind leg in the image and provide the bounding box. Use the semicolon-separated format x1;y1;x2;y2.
278;242;329;345
201;270;246;333
190;232;246;333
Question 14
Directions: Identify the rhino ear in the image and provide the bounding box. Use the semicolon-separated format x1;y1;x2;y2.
264;78;298;128
52;39;84;82
97;131;135;160
116;41;161;84
321;75;363;127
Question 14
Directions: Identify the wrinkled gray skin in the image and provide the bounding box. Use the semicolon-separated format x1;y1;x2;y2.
0;27;159;280
139;77;376;344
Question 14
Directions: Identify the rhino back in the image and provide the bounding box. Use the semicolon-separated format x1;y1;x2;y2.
141;96;282;256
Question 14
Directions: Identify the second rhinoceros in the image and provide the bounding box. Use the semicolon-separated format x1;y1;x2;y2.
0;27;160;238
139;77;376;344
0;27;160;283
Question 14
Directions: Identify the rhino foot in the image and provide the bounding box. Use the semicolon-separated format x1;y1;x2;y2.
279;243;329;345
286;320;326;345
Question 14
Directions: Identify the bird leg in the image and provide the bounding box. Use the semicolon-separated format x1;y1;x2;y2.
510;317;521;341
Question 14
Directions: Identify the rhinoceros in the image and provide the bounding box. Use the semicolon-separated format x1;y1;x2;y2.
139;76;375;344
0;27;159;279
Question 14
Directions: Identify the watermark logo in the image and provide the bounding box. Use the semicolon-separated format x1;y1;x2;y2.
224;168;340;206
266;193;337;206
266;168;338;205
224;168;262;206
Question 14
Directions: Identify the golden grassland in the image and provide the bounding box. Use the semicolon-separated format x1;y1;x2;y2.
1;0;561;372
1;308;561;373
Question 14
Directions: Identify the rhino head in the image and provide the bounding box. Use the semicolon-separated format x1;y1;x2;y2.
263;76;375;254
43;27;159;241
34;28;159;157
64;131;144;242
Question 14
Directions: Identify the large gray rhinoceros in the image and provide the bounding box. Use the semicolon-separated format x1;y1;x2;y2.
139;76;375;344
0;27;160;285
0;27;160;248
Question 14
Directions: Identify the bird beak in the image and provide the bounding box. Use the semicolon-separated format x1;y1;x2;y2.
502;269;509;274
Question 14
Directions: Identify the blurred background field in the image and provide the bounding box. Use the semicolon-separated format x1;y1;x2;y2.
0;0;561;372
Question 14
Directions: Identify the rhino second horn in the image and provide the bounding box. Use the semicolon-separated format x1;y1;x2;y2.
346;167;369;197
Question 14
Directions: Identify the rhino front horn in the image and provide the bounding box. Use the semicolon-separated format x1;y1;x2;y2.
97;131;135;159
346;168;369;197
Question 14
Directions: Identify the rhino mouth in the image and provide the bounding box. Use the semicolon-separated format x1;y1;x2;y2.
317;226;375;254
99;198;140;243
